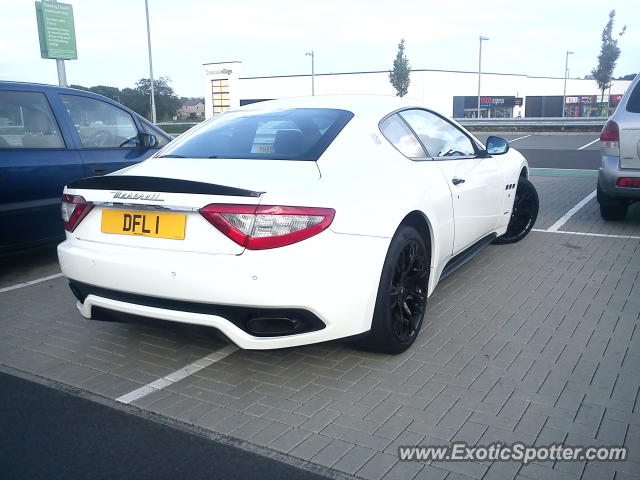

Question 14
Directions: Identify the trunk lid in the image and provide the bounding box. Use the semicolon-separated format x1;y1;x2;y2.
65;158;320;255
118;157;321;191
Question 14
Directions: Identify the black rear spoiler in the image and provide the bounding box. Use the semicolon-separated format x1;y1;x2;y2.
67;175;263;198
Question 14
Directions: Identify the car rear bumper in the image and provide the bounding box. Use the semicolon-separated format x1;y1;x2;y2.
57;230;390;349
598;155;640;201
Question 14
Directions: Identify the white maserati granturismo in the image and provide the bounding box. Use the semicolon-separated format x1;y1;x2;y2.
57;95;538;353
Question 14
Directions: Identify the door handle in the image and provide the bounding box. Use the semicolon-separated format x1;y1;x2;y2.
452;177;465;185
91;165;107;175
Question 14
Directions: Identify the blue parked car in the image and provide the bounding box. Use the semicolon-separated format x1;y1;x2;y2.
0;81;172;252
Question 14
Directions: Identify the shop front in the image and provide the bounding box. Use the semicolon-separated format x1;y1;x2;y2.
564;95;596;117
453;96;522;118
564;94;620;117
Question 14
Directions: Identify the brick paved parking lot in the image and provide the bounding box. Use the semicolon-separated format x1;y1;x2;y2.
1;172;639;480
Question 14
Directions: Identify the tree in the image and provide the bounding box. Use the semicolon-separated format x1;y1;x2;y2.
134;76;181;122
88;85;123;103
389;39;410;97
119;87;148;117
69;84;90;92
67;78;183;123
616;73;637;81
591;10;626;109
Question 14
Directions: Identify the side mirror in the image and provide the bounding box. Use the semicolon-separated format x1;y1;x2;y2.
139;133;158;149
486;136;509;155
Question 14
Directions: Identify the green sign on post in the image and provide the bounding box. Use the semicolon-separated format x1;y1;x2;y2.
35;1;77;60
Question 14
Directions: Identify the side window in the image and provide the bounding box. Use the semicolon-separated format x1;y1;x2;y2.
399;109;475;157
626;81;640;113
60;94;139;148
140;120;170;147
379;114;426;159
0;90;65;149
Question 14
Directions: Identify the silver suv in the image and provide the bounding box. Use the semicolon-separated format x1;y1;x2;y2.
598;73;640;220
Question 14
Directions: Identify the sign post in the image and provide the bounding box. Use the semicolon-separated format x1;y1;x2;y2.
35;0;77;87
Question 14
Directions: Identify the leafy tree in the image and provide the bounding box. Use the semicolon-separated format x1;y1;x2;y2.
179;96;205;105
88;85;123;103
134;76;181;122
135;76;175;97
70;84;121;102
592;10;626;109
68;78;182;123
389;39;410;97
119;87;148;117
69;84;90;92
616;73;637;81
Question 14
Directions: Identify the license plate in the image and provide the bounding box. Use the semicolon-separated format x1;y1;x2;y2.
101;209;186;240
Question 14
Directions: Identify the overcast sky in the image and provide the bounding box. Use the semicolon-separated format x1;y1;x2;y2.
2;0;639;97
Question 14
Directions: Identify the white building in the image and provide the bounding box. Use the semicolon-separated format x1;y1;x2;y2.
203;61;633;119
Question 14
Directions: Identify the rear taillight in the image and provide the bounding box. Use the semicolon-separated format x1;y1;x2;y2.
61;194;93;232
600;120;619;147
199;204;335;250
617;177;640;188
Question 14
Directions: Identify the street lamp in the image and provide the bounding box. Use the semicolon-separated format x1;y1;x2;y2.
306;51;315;96
144;0;157;123
477;36;489;118
562;51;574;118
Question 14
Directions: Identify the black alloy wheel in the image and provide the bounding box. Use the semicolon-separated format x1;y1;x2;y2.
355;226;429;354
389;239;429;342
493;177;539;245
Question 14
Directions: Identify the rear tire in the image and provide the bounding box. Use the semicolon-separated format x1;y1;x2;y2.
493;177;539;245
600;204;628;221
597;185;628;221
354;226;429;354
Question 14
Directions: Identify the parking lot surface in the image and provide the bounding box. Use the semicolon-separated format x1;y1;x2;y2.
1;161;639;479
0;371;332;480
475;133;601;170
476;134;600;152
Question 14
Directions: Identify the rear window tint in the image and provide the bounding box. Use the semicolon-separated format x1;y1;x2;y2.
159;108;353;160
627;80;640;113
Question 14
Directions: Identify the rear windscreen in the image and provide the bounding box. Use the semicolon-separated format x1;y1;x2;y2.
159;108;354;161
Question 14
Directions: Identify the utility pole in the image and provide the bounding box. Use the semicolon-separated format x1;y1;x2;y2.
144;0;157;123
477;36;489;118
562;51;574;117
306;51;315;96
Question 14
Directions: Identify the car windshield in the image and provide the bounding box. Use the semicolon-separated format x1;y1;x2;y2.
159;108;353;161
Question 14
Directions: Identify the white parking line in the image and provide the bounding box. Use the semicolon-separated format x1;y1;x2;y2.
547;190;597;232
533;229;640;240
509;134;532;142
577;138;599;150
115;344;238;404
0;273;64;293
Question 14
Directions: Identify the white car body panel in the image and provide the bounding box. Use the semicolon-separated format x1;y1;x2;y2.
59;229;389;349
58;95;528;350
435;155;504;254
